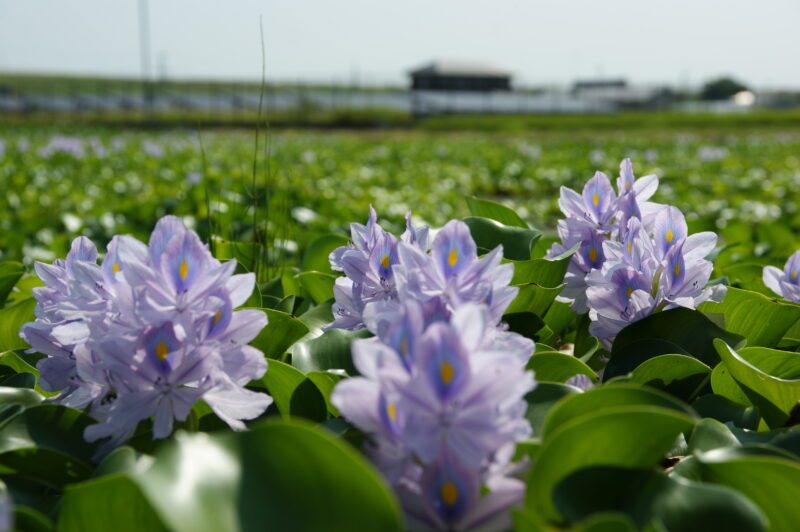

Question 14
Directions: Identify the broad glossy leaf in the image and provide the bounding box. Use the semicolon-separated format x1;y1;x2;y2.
134;421;403;532
0;298;36;351
305;370;345;416
611;307;743;367
542;383;697;438
709;362;752;406
249;308;309;359
629;354;711;401
692;394;759;430
466;196;528;228
0;261;25;307
714;341;800;428
255;358;306;417
296;300;334;340
526;406;696;521
301;234;349;274
694;448;800;532
509;243;577;288
0;404;98;486
605;339;692;381
553;465;765;531
0;386;44;409
503;312;545;341
506;284;562;317
525;382;581;436
58;474;168;532
699;287;800;348
526;353;598;384
463;216;541;261
688;418;741;453
291;328;370;374
295;271;336;304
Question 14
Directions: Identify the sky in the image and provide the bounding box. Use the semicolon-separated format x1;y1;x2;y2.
1;0;799;89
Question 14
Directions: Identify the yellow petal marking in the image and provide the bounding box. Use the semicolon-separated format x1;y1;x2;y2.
592;193;599;206
448;248;458;268
381;254;391;269
386;402;397;422
441;482;459;506
666;229;674;244
627;287;634;299
627;242;632;255
155;341;169;361
440;361;454;385
792;270;798;281
400;338;408;357
179;260;189;280
213;309;222;325
675;263;681;277
589;247;598;263
113;260;120;273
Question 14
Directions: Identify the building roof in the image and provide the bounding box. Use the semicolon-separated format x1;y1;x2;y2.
409;60;512;79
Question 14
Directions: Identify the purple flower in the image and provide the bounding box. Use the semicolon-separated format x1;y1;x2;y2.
331;303;534;529
586;210;725;346
327;206;429;330
763;251;800;303
20;216;272;449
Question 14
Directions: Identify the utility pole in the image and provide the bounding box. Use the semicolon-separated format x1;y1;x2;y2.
138;0;154;120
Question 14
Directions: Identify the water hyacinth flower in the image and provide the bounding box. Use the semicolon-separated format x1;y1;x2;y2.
21;216;272;450
332;302;535;530
586;208;725;346
549;159;663;313
327;206;429;330
763;251;800;303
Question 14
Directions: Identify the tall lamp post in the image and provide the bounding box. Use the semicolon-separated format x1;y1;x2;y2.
138;0;153;120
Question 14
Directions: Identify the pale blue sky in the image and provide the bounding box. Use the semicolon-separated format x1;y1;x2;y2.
1;0;799;89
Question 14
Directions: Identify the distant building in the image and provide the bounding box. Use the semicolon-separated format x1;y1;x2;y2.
409;61;512;92
572;79;673;110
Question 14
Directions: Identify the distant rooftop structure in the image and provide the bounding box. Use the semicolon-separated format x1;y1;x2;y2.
409;60;512;92
572;79;673;110
573;79;628;92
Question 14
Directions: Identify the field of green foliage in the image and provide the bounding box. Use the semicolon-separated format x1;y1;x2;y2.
0;127;799;531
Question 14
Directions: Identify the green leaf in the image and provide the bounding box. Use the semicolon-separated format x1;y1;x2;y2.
13;505;55;532
699;287;800;348
255;359;307;417
611;307;744;368
295;271;336;304
525;382;581;436
713;340;800;428
710;361;752;407
134;420;403;532
0;404;98;487
301;234;349;274
0;261;25;307
0;298;36;351
688;418;741;453
466;196;528;228
692;394;759;430
629;354;711;402
505;284;563;317
0;386;44;409
553;466;766;531
58;474;169;532
503;312;545;341
463;216;541;261
605;339;693;381
305;371;345;417
509;243;578;287
291;328;371;375
249;308;309;359
541;384;697;438
527;353;598;384
526;405;696;521
693;448;800;532
540;301;577;345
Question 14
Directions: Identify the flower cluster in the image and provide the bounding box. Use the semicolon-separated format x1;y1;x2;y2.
21;216;272;449
331;211;535;530
328;207;517;330
549;159;725;345
763;251;800;303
